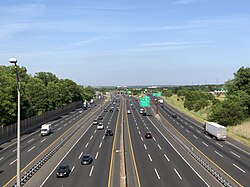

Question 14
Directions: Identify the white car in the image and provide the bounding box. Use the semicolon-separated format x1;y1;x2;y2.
93;119;98;125
97;123;104;130
127;110;131;114
139;108;144;114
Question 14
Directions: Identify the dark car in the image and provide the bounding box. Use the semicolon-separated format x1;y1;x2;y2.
104;108;107;112
142;112;147;116
105;129;113;136
172;113;177;118
81;154;93;165
110;109;113;113
145;132;152;139
98;115;103;120
56;164;71;177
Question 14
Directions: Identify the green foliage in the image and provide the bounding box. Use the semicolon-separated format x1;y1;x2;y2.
210;67;250;126
208;99;246;126
0;65;95;126
162;89;172;97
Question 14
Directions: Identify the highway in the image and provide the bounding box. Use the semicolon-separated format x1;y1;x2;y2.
40;99;120;187
152;97;250;186
126;97;221;187
0;98;106;187
1;93;249;187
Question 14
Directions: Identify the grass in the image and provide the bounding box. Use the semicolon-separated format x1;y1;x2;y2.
164;95;250;147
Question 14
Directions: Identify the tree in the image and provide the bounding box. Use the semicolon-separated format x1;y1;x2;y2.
35;72;59;86
208;99;246;126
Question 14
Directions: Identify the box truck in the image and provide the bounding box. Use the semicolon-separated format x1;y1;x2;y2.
204;122;226;140
41;123;52;136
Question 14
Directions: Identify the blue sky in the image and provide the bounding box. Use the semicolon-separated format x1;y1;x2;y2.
1;0;250;86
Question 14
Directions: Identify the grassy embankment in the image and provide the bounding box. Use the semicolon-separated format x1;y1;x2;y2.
164;95;250;147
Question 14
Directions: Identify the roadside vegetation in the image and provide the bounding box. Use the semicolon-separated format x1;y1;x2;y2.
0;65;95;126
160;67;250;146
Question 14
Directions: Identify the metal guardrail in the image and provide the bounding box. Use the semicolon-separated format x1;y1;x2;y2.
157;115;233;187
12;102;107;187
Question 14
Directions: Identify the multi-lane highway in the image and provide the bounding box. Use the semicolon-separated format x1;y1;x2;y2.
0;98;106;186
1;93;249;187
150;97;250;187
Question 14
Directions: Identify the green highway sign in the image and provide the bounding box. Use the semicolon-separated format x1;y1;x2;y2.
140;96;150;107
153;92;162;97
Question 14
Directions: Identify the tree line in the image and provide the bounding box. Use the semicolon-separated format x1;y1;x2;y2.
0;65;95;126
159;67;249;126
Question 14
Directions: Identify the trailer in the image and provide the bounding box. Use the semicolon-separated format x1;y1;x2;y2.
204;122;226;140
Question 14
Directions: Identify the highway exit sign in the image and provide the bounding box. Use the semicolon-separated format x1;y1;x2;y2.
140;96;150;107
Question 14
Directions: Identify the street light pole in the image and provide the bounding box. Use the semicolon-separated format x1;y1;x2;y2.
9;58;21;187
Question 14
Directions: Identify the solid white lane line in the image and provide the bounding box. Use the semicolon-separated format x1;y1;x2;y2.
154;168;160;180
138;131;141;135
58;127;62;131
214;151;223;158
0;157;4;161
10;159;17;165
85;142;89;148
78;152;83;159
140;137;143;141
205;135;211;140
146;117;210;187
174;169;182;180
90;135;93;140
95;152;99;159
157;144;162;150
12;148;17;152
71;166;75;172
216;142;223;148
148;154;152;161
233;163;246;173
230;151;241;158
144;144;147;150
202;142;208;147
164;154;170;161
196;130;201;133
193;135;198;139
89;166;94;176
28;146;35;152
27;138;34;143
40;138;46;143
186;130;190;133
99;142;103;148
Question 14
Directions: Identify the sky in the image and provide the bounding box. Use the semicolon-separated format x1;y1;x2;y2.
0;0;250;86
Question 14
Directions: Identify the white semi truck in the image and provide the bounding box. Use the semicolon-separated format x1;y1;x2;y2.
41;123;52;136
204;122;226;140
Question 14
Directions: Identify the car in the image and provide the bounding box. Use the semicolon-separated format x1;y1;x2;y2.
98;115;103;120
56;164;71;177
127;110;131;114
110;108;113;113
79;110;83;113
132;107;135;110
142;112;147;116
145;132;152;139
97;123;104;130
81;154;93;165
93;119;98;125
116;107;119;111
172;113;177;118
139;108;144;114
104;108;107;112
105;129;113;136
